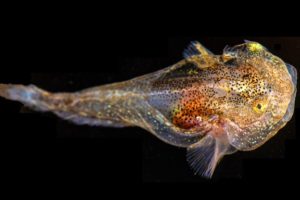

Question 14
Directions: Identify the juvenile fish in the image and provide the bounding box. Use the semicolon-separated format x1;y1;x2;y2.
0;40;297;178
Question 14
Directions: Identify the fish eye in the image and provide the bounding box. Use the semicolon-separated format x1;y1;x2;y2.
257;104;262;109
252;100;268;114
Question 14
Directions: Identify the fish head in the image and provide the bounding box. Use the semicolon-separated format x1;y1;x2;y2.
220;41;297;151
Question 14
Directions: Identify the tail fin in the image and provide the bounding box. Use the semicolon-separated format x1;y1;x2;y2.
0;84;55;112
0;84;131;127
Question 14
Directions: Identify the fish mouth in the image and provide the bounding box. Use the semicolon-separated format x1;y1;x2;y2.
279;63;297;125
286;63;298;86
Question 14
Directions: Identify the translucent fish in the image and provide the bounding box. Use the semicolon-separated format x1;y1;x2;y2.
0;40;297;178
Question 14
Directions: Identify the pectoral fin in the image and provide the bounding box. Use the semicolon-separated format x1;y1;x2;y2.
183;41;214;58
183;41;220;70
187;135;236;178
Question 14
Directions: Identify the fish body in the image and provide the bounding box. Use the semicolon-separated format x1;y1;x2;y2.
0;40;297;178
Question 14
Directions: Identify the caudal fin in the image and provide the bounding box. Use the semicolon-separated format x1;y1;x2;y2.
0;83;125;127
0;84;51;111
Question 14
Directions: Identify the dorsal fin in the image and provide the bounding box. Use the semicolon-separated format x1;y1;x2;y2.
183;41;213;59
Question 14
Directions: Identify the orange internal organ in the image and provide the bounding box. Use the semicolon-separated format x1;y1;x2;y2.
172;91;214;129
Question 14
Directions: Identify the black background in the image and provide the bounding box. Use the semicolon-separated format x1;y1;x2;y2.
1;12;299;190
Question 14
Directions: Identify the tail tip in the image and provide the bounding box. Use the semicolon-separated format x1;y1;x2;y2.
0;84;36;102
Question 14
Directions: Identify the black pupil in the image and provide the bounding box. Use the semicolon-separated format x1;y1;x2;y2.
257;104;262;109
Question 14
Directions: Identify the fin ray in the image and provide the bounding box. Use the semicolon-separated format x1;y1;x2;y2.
187;135;235;178
183;41;213;59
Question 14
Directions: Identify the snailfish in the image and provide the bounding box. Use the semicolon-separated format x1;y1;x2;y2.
0;40;297;178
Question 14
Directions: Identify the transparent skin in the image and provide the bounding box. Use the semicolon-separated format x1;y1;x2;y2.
0;41;297;178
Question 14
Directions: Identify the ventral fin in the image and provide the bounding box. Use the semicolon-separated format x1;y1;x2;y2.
183;41;213;59
187;135;235;178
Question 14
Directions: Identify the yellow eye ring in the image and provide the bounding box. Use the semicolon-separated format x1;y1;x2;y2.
252;99;268;114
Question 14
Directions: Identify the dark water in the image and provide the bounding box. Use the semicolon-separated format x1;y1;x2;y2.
0;37;299;184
